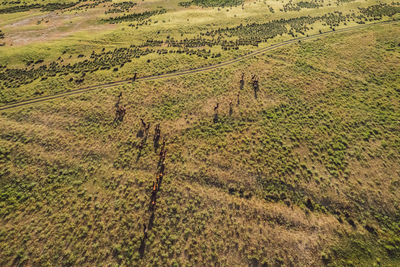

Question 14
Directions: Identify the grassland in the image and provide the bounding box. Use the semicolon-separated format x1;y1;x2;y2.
0;0;399;266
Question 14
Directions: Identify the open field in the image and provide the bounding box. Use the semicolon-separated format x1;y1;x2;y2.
0;0;400;266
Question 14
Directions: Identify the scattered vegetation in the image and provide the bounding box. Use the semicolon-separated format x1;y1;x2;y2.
0;0;399;265
0;0;113;14
179;0;243;8
0;1;78;13
283;0;322;12
105;1;137;14
102;8;167;24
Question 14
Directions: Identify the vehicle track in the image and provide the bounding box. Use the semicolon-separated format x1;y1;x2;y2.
0;20;396;111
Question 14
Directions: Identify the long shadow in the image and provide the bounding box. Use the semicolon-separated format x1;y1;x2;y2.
139;142;166;259
153;137;160;152
139;236;146;258
136;138;146;162
139;212;156;258
137;129;144;138
148;192;157;212
136;148;143;162
148;212;155;230
136;127;150;162
139;222;149;258
213;113;219;123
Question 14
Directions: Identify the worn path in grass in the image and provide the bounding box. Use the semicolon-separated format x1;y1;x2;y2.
0;19;397;111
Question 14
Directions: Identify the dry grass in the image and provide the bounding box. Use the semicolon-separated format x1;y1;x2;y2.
0;0;400;266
